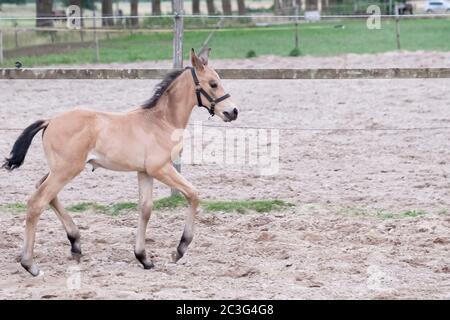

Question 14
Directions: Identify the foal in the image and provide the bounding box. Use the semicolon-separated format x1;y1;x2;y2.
3;49;238;276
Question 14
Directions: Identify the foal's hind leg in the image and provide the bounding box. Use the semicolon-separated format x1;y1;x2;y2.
22;171;79;276
37;174;81;258
134;172;154;269
153;164;199;263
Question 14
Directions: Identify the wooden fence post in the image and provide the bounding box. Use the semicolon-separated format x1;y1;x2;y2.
294;3;299;52
395;4;401;50
14;20;19;48
0;30;3;65
93;11;100;63
171;0;184;196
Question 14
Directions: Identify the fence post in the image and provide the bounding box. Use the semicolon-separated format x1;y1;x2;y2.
14;20;19;48
171;0;184;196
93;11;100;63
294;3;299;52
173;0;184;69
0;30;3;65
395;4;401;50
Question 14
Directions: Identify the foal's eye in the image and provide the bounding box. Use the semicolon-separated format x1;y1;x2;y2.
210;82;218;89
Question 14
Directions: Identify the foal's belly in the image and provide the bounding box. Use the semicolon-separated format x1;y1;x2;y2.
86;151;145;172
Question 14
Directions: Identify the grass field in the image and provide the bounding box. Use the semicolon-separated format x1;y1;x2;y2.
1;18;450;66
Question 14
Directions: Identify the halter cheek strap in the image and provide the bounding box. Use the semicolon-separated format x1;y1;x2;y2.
187;66;231;117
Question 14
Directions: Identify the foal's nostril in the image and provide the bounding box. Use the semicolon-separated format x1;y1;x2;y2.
233;108;238;116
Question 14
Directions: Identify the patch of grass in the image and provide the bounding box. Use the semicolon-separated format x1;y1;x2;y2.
289;47;301;57
400;210;427;218
438;208;449;215
68;202;137;216
107;202;137;216
0;196;293;216
340;207;430;219
202;199;293;213
67;202;106;213
0;203;27;213
376;209;428;219
3;18;450;67
154;194;187;209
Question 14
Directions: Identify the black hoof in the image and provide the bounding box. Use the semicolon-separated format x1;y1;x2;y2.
142;261;155;269
171;250;183;263
71;251;82;263
68;234;82;257
135;251;154;270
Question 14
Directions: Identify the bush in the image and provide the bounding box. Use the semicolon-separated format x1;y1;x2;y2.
289;47;301;57
246;50;257;58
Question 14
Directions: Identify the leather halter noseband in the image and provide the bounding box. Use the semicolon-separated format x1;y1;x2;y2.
186;66;231;117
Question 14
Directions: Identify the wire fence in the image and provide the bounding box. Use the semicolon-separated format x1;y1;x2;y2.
1;125;450;132
1;12;449;63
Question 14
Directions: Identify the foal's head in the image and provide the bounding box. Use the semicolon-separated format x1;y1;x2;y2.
190;48;239;122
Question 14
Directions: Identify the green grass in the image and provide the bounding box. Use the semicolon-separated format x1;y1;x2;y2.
154;194;187;209
2;18;450;67
0;196;293;216
202;199;293;213
0;202;27;213
339;207;432;219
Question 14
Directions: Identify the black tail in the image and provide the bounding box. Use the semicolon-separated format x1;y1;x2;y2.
3;120;48;171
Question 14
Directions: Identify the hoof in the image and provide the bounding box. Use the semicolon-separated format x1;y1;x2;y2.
71;251;82;263
142;261;154;270
135;251;154;270
171;250;183;263
21;261;40;277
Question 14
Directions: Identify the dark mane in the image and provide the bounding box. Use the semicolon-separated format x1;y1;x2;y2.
142;69;186;109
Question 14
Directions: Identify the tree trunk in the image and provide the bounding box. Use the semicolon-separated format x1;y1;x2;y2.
102;0;114;26
221;0;232;15
36;0;54;27
206;0;216;14
152;0;161;15
274;0;282;14
130;0;138;27
237;0;246;15
192;0;200;14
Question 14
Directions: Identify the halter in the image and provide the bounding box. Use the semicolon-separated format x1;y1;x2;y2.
186;66;231;117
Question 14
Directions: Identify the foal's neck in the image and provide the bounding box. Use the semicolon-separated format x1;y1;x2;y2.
164;70;197;129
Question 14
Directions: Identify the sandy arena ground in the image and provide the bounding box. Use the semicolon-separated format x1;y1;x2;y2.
0;51;449;299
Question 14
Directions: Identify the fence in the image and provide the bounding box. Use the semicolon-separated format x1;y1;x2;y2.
1;11;450;65
2;68;450;79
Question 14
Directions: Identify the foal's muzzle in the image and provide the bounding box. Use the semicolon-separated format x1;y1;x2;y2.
223;108;238;122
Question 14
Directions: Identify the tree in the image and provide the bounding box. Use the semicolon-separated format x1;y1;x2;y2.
130;0;138;27
237;0;246;15
192;0;200;14
206;0;215;14
151;0;161;15
221;0;231;15
102;0;114;26
36;0;54;27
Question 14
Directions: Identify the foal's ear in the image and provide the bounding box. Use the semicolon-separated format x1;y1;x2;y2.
190;48;204;71
198;47;211;66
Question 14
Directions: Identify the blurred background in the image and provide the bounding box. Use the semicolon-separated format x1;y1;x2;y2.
0;0;449;66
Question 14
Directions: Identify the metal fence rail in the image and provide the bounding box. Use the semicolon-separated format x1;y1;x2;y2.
2;68;450;80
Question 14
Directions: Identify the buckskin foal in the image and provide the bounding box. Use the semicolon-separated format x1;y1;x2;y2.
3;48;238;276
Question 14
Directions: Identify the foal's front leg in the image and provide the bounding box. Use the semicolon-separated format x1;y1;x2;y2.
134;172;154;269
153;163;199;263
